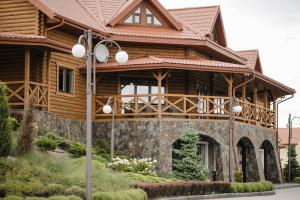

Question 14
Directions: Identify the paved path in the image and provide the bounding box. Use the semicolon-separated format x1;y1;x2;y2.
216;187;300;200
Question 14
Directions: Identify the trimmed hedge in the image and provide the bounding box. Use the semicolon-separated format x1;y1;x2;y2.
294;177;300;183
93;189;147;200
132;181;230;198
230;181;273;193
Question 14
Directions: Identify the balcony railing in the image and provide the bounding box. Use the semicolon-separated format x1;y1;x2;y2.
94;94;275;128
5;81;48;109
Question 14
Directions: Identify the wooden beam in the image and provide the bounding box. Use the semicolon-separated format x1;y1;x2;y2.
24;48;30;110
46;51;51;112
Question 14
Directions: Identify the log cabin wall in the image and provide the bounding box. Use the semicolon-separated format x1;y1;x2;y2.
0;0;39;35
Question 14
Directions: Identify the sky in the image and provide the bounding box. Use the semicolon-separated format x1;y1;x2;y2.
159;0;300;128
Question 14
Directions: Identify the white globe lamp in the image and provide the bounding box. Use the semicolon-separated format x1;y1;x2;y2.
232;105;242;113
103;104;112;114
72;44;86;58
115;50;128;64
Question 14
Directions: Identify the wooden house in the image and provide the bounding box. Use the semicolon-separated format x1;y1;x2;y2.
0;0;295;182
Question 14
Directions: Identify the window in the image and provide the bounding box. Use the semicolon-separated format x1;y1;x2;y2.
146;8;162;25
58;67;74;94
124;8;141;24
198;141;209;169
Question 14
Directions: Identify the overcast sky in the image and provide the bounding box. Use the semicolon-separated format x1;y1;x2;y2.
159;0;300;128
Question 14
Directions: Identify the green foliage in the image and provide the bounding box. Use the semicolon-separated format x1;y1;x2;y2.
36;136;57;151
234;171;243;183
124;172;177;183
17;97;36;155
93;138;110;160
0;150;131;196
46;184;66;196
8;117;20;131
108;157;157;176
1;180;46;197
3;195;23;200
64;186;85;198
293;177;300;183
67;143;86;158
0;82;12;157
283;147;300;181
229;181;273;193
48;195;82;200
93;189;147;200
27;197;48;200
172;128;207;180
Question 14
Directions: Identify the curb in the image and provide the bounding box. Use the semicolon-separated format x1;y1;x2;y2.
275;184;300;190
157;191;275;200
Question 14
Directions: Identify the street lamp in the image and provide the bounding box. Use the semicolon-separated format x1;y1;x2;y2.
288;114;300;183
103;97;115;162
72;30;128;200
229;97;242;182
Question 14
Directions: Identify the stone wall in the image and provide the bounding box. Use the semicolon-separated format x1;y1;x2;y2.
34;111;282;183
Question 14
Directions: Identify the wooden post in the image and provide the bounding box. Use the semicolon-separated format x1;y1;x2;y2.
253;87;258;124
242;84;246;122
46;51;51;112
271;91;277;129
24;48;30;110
264;89;268;127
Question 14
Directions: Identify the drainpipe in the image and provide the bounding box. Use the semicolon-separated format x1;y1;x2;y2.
231;73;256;173
45;17;65;36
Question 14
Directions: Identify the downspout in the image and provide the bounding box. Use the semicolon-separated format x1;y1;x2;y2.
232;73;256;172
45;17;65;36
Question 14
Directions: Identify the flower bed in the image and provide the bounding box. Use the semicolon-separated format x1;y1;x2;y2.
132;181;230;198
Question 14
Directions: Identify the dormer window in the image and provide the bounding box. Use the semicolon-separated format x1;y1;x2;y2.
146;8;162;25
124;8;141;24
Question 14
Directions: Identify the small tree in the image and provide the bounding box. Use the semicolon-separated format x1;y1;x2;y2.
17;97;36;155
172;128;207;180
0;82;12;157
283;146;300;182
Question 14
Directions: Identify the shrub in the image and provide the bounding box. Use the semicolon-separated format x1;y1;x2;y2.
27;197;48;200
46;184;66;196
48;195;82;200
229;182;273;193
36;136;57;151
93;189;147;200
230;183;238;193
132;181;230;198
283;146;300;181
3;196;23;200
93;138;110;158
261;181;273;191
17;97;36;155
293;177;300;183
64;186;85;198
8;117;20;131
108;157;157;176
0;180;46;197
0;82;12;157
234;171;243;183
172;129;207;180
67;143;86;158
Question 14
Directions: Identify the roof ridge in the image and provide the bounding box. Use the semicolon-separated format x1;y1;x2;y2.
237;49;259;52
168;5;220;11
76;0;103;27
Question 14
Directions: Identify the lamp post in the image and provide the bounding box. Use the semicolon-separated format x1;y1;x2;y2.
72;30;128;200
103;97;115;162
288;114;300;183
229;96;242;182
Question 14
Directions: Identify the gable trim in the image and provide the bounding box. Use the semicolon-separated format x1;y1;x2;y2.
108;0;182;30
207;7;227;47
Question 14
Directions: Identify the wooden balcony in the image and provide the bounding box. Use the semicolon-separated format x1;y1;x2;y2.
5;81;48;110
94;94;275;128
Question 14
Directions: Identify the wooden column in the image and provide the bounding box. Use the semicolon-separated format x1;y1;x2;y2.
264;89;268;127
242;84;246;122
253;87;258;124
271;91;277;129
45;51;51;112
24;48;30;110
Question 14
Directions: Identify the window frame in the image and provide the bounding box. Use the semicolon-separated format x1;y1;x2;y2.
198;141;209;169
56;63;75;97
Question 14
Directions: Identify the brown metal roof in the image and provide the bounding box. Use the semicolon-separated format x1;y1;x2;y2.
237;49;263;73
278;128;300;146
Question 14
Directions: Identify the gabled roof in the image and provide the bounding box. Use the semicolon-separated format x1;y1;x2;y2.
237;50;263;73
169;6;227;46
107;0;182;30
278;128;300;146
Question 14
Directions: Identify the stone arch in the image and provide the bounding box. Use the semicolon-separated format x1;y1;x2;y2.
260;140;280;183
237;137;260;182
172;133;223;180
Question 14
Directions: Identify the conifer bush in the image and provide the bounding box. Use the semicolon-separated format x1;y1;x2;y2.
283;147;300;181
0;82;12;157
172;128;207;180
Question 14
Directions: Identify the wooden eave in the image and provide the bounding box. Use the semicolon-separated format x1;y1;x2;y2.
109;34;246;64
108;0;182;31
208;8;227;47
0;37;71;53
